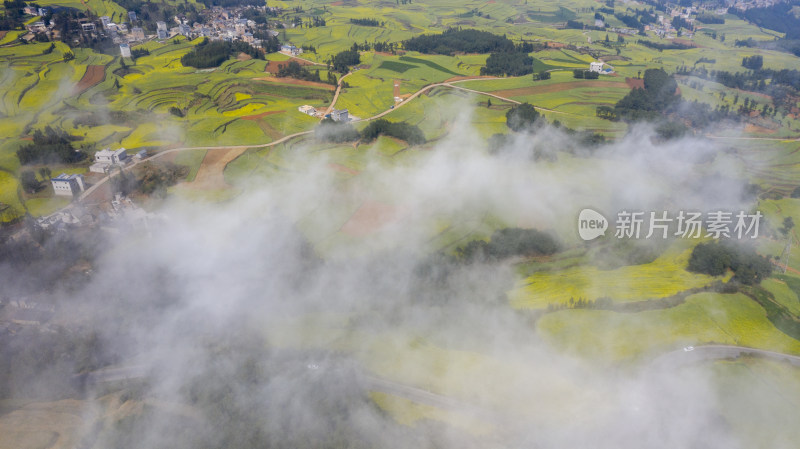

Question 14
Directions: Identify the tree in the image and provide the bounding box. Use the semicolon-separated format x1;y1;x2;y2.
505;103;540;132
487;98;492;108
20;171;41;193
780;217;795;237
38;167;52;180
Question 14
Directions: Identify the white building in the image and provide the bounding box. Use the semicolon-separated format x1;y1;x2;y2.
330;108;349;122
130;27;145;41
589;61;604;73
100;16;111;29
298;105;317;116
156;21;168;31
119;43;131;58
90;148;129;173
280;44;302;56
51;173;85;197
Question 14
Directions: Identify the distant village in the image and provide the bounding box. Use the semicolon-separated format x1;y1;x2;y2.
21;4;288;52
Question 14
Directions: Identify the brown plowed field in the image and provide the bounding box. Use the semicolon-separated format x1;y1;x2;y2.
75;65;105;94
264;57;315;73
241;110;285;120
341;200;401;236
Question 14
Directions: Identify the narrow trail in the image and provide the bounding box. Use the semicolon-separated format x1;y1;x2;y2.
72;78;798;207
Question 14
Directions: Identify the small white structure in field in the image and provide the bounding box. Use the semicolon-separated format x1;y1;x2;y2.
119;43;131;58
589;61;604;73
90;148;129;173
298;105;317;116
51;173;85;196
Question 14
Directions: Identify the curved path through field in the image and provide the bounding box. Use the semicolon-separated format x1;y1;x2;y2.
75;77;795;204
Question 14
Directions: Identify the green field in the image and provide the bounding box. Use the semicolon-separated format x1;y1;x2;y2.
510;241;724;309
537;292;800;361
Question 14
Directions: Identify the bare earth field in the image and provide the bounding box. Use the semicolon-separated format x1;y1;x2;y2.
75;65;105;94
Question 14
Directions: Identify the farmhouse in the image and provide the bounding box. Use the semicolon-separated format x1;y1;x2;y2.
589;62;604;73
298;105;317;116
90;148;129;173
51;173;85;197
280;45;302;56
330;108;349;122
130;27;145;41
119;43;131;58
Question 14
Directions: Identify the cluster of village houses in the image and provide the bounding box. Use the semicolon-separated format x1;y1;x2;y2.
22;5;287;54
297;105;349;121
50;148;146;200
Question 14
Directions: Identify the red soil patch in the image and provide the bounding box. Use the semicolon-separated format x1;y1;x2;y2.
182;147;248;190
341;200;401;236
264;57;315;73
331;0;343;5
75;65;105;94
328;163;360;176
254;76;335;90
492;80;629;98
744;124;778;134
625;77;644;89
546;42;567;48
0;31;7;40
241;110;285;120
670;38;697;47
237;52;252;61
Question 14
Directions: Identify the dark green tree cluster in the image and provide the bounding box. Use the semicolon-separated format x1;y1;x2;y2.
505;102;540;132
17;126;85;165
565;20;584;29
572;69;599;79
277;61;323;82
403;27;516;55
638;40;693;51
481;51;534;76
741;55;763;70
687;241;772;285
671;16;692;31
456;228;560;261
696;14;724;24
180;39;263;69
360;119;425;145
533;70;551;81
612;68;679;120
729;1;800;39
20;171;42;193
350;18;383;26
331;48;361;73
0;0;26;30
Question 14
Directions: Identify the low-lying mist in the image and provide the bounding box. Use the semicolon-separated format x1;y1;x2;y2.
1;101;797;448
